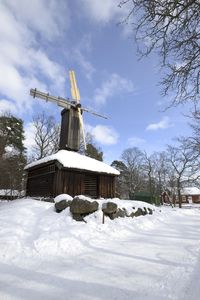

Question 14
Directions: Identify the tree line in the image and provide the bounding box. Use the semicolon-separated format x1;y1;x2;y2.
112;137;200;208
1;111;200;206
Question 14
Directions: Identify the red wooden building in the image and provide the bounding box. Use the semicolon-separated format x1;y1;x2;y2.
181;187;200;204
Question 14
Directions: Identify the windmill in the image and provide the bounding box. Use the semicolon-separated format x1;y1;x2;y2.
30;70;107;152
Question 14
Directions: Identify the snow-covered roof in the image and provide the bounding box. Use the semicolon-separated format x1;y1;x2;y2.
181;187;200;195
0;190;25;196
25;150;120;175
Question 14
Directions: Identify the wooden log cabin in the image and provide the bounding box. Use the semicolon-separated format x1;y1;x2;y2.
25;150;119;199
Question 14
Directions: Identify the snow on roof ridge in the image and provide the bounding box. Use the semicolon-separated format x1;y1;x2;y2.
25;149;120;175
181;187;200;195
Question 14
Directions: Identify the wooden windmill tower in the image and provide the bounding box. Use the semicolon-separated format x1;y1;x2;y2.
30;70;107;152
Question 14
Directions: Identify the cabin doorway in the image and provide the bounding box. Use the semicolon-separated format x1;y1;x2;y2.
84;174;98;198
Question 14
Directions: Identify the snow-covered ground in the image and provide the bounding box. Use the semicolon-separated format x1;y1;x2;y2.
0;199;200;300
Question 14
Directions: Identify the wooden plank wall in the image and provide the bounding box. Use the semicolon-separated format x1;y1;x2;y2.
54;170;116;198
192;195;200;203
54;169;84;197
59;109;70;150
59;108;80;151
26;163;56;197
99;175;116;198
27;163;117;199
84;174;98;198
27;173;54;197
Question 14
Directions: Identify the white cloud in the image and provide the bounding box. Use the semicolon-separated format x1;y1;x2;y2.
73;49;96;81
79;0;129;24
79;0;133;37
4;0;69;41
86;124;119;145
146;116;173;131
69;34;96;81
128;136;146;146
0;1;68;114
0;99;17;114
94;73;134;105
79;0;119;23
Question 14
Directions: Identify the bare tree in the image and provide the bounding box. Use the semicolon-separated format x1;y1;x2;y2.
186;110;200;154
152;151;172;195
166;138;200;208
79;132;93;154
143;151;158;199
121;147;145;198
119;0;200;106
31;112;60;160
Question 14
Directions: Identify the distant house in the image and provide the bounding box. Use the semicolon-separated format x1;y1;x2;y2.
181;187;200;204
25;150;119;199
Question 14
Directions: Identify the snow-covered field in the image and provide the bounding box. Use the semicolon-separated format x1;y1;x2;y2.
0;199;200;300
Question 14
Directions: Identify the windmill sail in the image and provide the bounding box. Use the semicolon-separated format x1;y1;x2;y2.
69;70;80;101
69;70;87;150
30;70;107;152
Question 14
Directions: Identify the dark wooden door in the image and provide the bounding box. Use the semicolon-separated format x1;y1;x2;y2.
84;174;98;198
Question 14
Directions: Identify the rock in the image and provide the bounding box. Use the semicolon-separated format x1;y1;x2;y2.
102;202;118;214
129;211;136;218
70;196;99;215
143;207;148;215
147;208;153;215
72;213;87;223
55;200;72;213
110;208;126;219
117;208;126;218
134;207;144;217
54;194;73;203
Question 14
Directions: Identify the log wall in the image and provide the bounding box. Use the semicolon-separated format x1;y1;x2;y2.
26;163;56;197
26;163;117;199
99;175;115;198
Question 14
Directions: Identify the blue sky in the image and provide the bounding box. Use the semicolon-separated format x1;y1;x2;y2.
0;0;193;163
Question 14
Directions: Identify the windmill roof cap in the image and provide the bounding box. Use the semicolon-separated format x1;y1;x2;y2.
25;150;120;175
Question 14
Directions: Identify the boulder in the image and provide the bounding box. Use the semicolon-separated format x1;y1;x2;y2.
143;207;148;215
70;196;99;215
102;202;118;214
129;211;136;218
147;208;153;215
72;213;87;223
110;208;126;220
54;194;73;203
55;200;72;213
134;207;144;217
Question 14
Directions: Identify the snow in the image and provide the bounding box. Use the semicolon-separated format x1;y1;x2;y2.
54;194;73;203
25;149;120;175
0;198;200;300
0;189;24;197
181;187;200;195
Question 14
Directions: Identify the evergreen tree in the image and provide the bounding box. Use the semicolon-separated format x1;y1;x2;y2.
111;160;129;198
85;143;103;161
0;113;25;157
79;132;104;161
0;113;26;194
